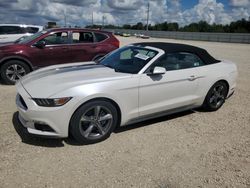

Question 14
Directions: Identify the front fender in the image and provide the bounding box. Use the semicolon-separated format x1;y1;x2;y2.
51;82;139;126
0;55;34;70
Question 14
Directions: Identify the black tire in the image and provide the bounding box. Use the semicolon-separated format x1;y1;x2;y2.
0;60;31;85
202;81;228;111
70;100;118;144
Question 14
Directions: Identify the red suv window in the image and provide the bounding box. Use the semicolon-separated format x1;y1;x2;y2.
72;32;94;43
41;32;69;45
94;33;108;42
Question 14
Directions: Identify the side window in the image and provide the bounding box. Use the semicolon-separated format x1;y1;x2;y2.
154;52;205;71
72;32;94;43
0;26;4;35
0;26;24;35
25;27;39;33
178;52;204;68
41;32;68;45
94;33;108;42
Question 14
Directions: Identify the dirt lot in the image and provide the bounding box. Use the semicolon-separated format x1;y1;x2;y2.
0;37;249;188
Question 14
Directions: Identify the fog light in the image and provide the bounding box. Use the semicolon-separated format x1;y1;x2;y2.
34;121;55;132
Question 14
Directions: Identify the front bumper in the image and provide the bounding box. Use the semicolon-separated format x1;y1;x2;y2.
17;110;62;137
15;83;73;138
227;87;235;99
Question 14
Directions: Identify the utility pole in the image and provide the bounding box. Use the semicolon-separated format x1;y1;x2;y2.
92;11;94;28
64;11;67;27
102;15;105;29
146;1;150;31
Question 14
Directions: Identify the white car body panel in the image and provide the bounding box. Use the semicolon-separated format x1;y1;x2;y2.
194;60;237;104
0;24;43;43
16;62;140;137
139;68;200;116
0;33;31;43
15;46;237;138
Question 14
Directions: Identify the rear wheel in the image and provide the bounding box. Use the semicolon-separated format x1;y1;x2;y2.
70;100;118;144
202;81;228;111
0;60;30;85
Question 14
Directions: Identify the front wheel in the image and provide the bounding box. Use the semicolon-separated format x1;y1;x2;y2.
70;100;118;144
0;60;30;85
202;81;228;111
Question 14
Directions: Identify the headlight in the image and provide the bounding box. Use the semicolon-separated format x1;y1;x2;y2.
33;97;72;107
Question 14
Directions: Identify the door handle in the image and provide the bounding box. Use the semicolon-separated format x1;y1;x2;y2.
62;47;68;50
188;75;197;81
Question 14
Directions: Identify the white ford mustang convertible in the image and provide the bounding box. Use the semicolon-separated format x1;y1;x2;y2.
15;42;237;144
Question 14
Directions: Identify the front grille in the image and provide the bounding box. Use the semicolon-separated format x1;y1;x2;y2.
17;94;28;110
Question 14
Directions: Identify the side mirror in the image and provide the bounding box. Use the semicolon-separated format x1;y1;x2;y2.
147;66;166;76
34;40;46;48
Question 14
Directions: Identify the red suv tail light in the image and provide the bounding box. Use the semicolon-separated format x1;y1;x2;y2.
110;36;120;48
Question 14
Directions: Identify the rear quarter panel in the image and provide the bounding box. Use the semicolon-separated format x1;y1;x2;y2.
195;60;237;105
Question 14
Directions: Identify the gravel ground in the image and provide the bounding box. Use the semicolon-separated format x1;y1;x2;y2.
0;37;249;188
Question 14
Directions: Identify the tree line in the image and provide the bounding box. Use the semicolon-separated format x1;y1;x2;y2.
86;18;250;33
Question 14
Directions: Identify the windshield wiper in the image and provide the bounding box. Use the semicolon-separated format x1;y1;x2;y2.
101;64;125;73
14;39;20;44
114;68;127;73
102;64;114;69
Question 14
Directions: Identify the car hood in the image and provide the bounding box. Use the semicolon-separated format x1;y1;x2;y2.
0;42;14;47
0;42;26;51
20;62;131;98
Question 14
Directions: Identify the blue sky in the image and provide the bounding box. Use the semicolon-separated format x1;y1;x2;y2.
182;0;198;9
0;0;249;26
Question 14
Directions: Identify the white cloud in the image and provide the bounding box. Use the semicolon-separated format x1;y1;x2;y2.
231;7;250;20
182;0;232;25
101;0;169;25
230;0;250;7
106;0;143;10
0;0;249;27
11;0;34;10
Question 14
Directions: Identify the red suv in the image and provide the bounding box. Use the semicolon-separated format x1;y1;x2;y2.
0;28;119;84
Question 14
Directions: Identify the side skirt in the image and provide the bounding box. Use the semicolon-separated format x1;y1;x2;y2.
122;104;199;126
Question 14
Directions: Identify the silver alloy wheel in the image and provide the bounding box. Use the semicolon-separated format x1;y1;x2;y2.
6;64;26;82
79;105;113;139
209;85;226;108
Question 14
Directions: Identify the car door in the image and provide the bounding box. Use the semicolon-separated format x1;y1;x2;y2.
69;31;97;62
139;52;204;116
29;31;71;67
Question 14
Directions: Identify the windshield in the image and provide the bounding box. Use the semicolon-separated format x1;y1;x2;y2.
15;30;47;44
100;46;158;74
